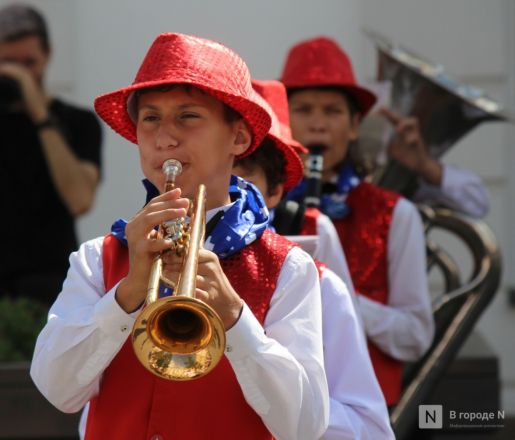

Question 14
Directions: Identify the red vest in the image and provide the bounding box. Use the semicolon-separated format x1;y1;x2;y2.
85;229;294;440
318;182;402;405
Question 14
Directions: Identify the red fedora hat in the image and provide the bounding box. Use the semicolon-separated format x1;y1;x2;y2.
252;79;307;155
280;36;377;116
94;32;271;155
252;80;305;191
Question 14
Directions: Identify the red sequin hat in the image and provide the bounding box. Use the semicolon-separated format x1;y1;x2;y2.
280;36;377;116
94;32;271;154
252;80;305;191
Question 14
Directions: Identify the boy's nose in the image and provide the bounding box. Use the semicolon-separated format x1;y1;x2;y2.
156;124;179;150
308;112;328;133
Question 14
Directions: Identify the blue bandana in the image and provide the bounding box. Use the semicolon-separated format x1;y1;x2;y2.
267;207;276;233
287;163;361;219
111;175;269;259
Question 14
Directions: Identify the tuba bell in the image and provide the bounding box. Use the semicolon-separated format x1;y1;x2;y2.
131;159;226;381
359;31;511;197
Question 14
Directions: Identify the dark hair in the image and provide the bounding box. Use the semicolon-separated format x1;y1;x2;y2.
131;84;242;123
287;86;360;116
234;138;286;196
0;4;50;53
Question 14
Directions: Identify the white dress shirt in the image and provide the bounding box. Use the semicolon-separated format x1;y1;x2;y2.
31;212;329;440
314;212;356;295
414;164;489;219
355;197;435;362
286;234;393;438
319;269;395;439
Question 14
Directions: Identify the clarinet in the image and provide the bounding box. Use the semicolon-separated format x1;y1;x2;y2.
304;144;325;208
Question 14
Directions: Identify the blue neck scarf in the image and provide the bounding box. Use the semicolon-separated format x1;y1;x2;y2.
287;163;361;219
111;175;269;259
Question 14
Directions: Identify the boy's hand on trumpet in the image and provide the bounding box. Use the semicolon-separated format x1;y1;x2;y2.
195;249;244;330
161;248;244;330
115;188;189;313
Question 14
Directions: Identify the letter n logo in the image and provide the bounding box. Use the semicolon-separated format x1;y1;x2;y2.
419;405;443;429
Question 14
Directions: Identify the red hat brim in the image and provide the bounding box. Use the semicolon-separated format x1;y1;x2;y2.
266;133;305;192
94;80;271;157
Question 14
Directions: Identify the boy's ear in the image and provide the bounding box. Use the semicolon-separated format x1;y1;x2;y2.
267;182;284;210
232;120;252;156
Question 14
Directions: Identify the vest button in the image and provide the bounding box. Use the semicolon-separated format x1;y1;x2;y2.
150;435;163;440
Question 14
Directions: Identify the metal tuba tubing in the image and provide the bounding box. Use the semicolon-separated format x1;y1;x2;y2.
390;206;502;439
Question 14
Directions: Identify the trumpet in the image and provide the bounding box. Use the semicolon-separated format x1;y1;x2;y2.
131;159;226;381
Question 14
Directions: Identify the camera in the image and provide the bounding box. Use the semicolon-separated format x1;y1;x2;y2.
0;74;21;113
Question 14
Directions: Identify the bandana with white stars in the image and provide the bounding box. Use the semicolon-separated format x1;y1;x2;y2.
111;175;269;259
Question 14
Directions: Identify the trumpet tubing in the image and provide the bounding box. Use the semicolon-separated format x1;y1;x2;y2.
131;159;226;381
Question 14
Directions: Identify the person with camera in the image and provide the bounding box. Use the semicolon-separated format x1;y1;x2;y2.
0;4;102;306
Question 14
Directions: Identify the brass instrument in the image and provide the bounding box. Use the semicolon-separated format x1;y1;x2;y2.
391;205;501;439
360;31;510;196
132;159;226;381
358;33;507;438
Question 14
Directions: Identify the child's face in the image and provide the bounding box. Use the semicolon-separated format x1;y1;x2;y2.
288;89;360;178
136;86;250;209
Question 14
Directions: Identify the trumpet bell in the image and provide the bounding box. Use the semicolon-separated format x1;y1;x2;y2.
132;296;226;381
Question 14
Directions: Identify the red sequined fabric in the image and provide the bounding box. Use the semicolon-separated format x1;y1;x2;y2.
252;80;306;154
221;229;296;323
333;181;403;405
333;182;399;303
251;80;305;191
280;36;376;116
94;32;271;156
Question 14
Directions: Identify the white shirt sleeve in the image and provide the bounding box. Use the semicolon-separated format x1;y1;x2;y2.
413;164;490;219
319;269;395;440
30;236;137;413
30;240;329;440
356;198;435;362
315;212;356;295
225;246;329;440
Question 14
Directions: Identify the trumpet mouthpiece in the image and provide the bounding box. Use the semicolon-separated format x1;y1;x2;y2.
163;159;182;180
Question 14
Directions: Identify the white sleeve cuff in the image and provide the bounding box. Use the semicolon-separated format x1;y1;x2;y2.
356;294;385;336
225;302;266;361
93;282;137;339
